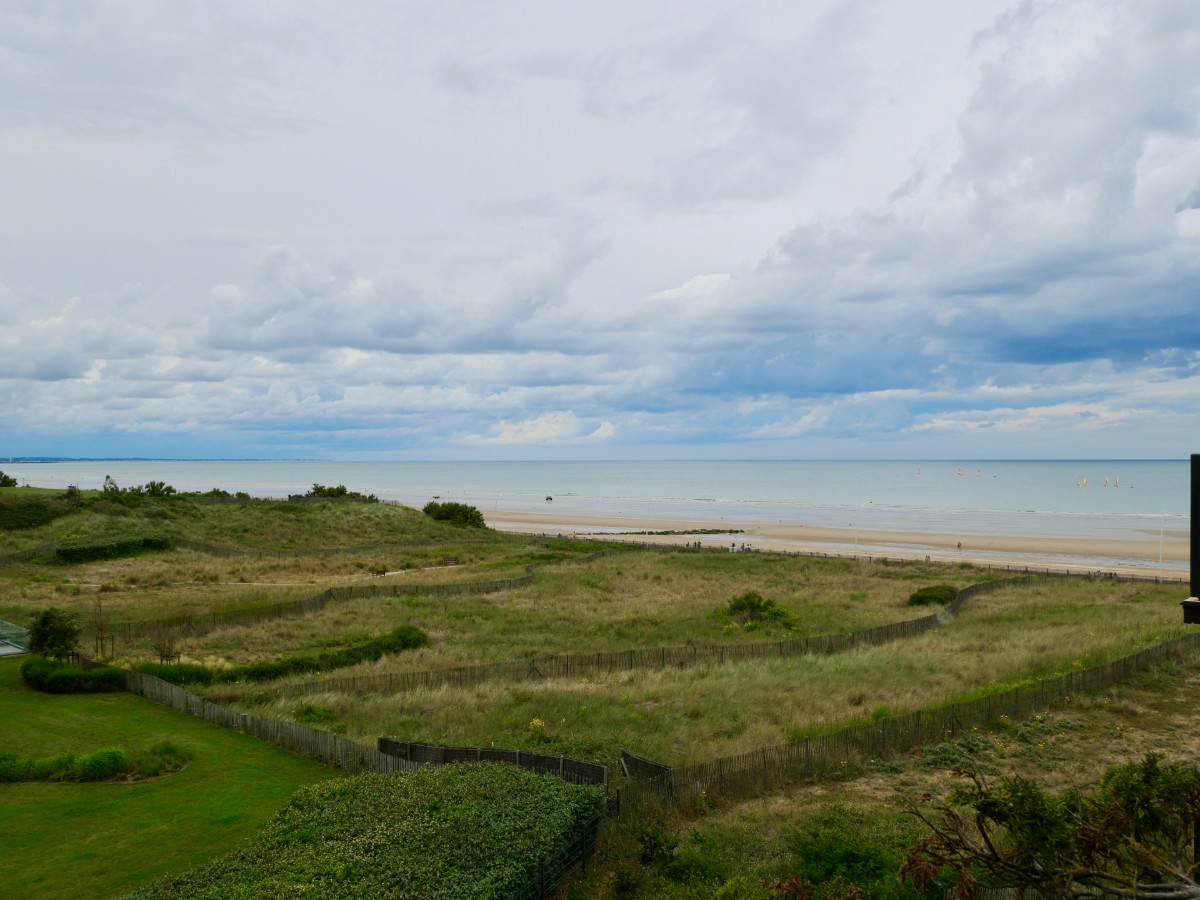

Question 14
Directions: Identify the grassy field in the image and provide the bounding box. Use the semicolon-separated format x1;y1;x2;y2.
257;576;1186;767
3;487;1194;898
0;656;333;900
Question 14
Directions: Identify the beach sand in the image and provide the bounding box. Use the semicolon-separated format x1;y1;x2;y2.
486;510;1191;579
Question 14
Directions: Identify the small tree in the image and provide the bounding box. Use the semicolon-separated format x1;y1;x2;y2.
0;470;18;488
27;607;82;660
902;753;1200;898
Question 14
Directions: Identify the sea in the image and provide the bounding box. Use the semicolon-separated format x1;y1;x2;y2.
3;459;1190;569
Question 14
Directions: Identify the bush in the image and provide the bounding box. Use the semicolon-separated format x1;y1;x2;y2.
127;763;604;899
0;495;74;529
725;591;795;627
0;470;18;488
289;483;378;502
135;625;429;687
20;656;124;693
0;746;133;782
26;607;81;659
54;533;173;563
907;584;958;606
423;500;486;528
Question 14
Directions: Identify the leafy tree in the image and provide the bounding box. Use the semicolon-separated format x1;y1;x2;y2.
423;500;486;528
0;470;18;488
142;481;176;497
27;607;82;660
901;753;1200;898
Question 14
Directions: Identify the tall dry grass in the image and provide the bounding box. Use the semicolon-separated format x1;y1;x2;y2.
252;578;1185;768
164;552;979;667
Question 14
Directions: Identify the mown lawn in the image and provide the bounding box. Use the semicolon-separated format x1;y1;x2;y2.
0;656;333;900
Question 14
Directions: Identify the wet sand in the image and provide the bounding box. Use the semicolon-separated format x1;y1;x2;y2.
486;510;1190;579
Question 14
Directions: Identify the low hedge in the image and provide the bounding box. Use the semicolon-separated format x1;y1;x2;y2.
20;656;125;693
127;763;605;899
136;624;428;686
0;747;132;782
54;534;173;563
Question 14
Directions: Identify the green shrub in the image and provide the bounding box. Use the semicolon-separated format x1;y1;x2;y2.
288;483;378;502
127;763;604;899
20;656;124;693
725;591;795;627
0;746;133;782
907;584;958;606
77;747;133;780
0;495;73;529
132;661;214;687
787;806;923;898
54;533;173;563
134;625;428;687
423;500;486;528
293;704;338;726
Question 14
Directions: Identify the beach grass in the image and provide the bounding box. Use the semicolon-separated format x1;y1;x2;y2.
155;551;983;672
568;652;1200;898
255;577;1185;768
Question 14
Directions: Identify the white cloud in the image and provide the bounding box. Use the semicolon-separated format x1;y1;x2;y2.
1;1;1197;460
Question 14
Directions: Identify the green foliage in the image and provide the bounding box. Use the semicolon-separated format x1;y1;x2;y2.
26;607;81;659
0;470;18;488
919;733;996;773
132;661;214;686
904;754;1200;898
293;704;338;726
137;625;428;687
127;763;605;900
289;483;378;502
423;500;487;528
0;746;133;782
0;494;74;529
53;533;173;563
789;806;922;898
20;656;124;693
906;584;958;606
725;590;795;627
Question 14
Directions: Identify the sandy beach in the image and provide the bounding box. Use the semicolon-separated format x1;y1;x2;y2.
487;510;1191;580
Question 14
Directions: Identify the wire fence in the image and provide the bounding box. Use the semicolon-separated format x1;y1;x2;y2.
274;577;1011;699
620;630;1200;813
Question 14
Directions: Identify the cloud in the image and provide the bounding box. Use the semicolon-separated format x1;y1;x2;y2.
471;411;613;446
2;1;1198;460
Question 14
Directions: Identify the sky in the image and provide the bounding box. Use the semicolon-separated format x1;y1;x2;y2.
1;0;1198;461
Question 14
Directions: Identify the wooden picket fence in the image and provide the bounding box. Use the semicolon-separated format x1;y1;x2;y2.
620;630;1200;812
275;577;1008;699
109;567;535;644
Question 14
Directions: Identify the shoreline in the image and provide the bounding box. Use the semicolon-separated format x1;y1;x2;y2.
485;510;1190;579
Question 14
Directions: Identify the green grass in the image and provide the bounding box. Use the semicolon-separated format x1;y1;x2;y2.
0;656;333;900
